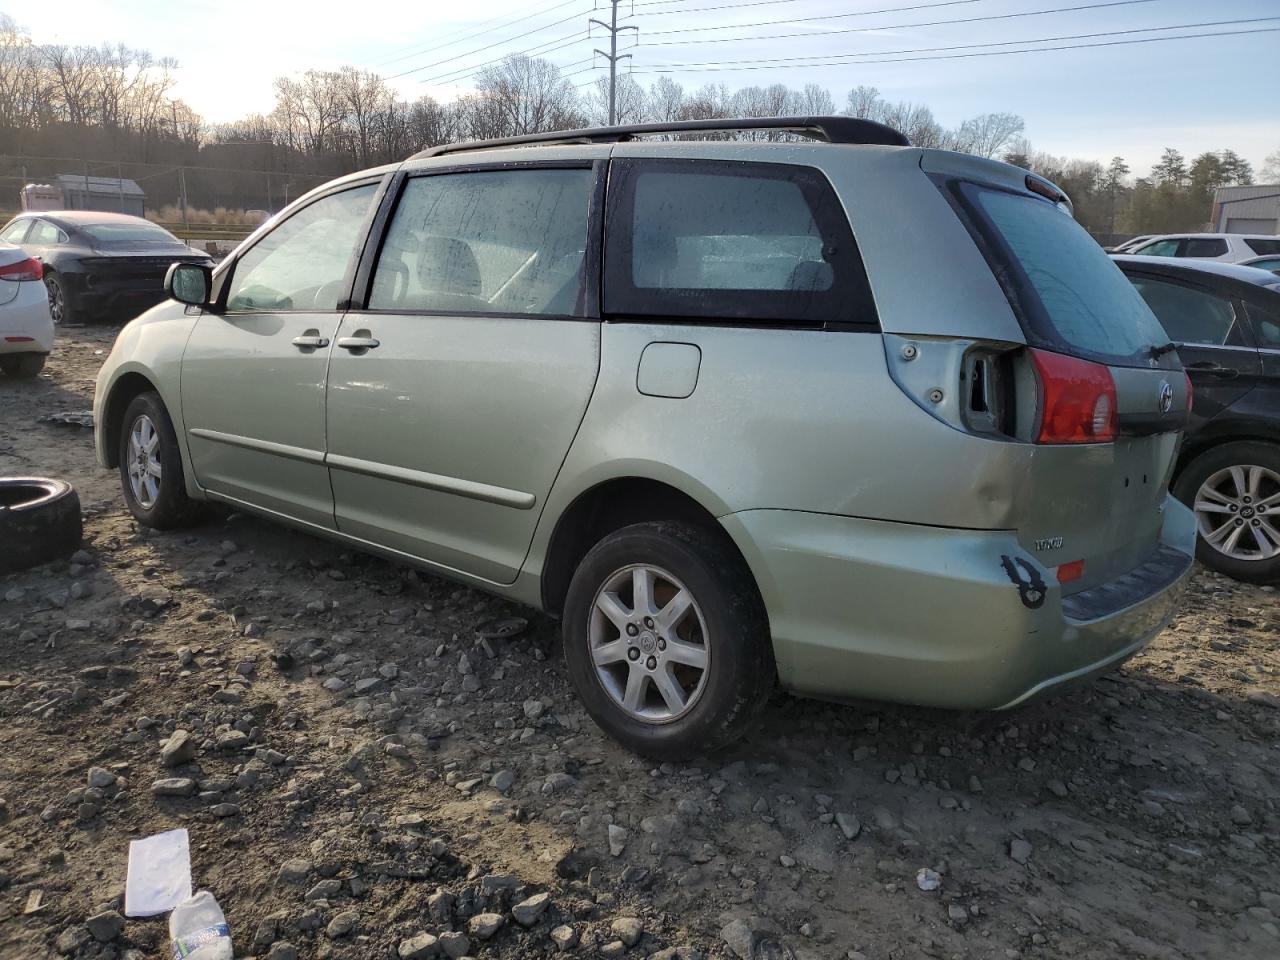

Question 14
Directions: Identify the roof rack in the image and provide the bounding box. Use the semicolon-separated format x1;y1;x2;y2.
409;115;909;160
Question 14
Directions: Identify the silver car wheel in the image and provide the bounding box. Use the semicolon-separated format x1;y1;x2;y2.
1194;464;1280;561
589;563;711;723
126;414;162;509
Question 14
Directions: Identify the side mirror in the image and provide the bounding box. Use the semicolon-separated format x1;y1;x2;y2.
166;261;212;306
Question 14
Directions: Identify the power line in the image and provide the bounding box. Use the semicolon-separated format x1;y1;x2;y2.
641;0;1162;39
640;0;978;17
417;31;595;85
625;25;1278;74
386;8;593;80
377;0;582;66
634;0;1167;48
638;16;1280;68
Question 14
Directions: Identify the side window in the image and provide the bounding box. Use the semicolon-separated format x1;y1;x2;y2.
1;220;31;243
1135;239;1181;257
1182;238;1228;258
1244;239;1280;256
368;168;594;317
1245;301;1280;349
28;220;63;244
1130;277;1237;345
225;183;377;312
604;158;873;325
1247;257;1280;274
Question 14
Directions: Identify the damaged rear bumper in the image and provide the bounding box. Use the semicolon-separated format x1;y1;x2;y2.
719;496;1196;711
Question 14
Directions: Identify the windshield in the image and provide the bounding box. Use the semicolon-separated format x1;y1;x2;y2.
946;181;1176;369
81;221;179;245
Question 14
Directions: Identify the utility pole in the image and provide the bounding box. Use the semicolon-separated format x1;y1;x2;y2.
590;0;638;125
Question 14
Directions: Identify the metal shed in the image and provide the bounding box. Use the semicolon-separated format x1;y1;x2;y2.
1211;184;1280;234
54;174;146;216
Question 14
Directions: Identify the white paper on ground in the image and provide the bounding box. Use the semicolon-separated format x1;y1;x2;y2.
124;828;192;917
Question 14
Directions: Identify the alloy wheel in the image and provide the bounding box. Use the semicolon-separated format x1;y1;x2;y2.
45;277;63;325
588;563;711;723
126;414;162;509
1194;464;1280;561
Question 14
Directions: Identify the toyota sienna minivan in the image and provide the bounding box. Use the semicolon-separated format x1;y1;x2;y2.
94;116;1196;757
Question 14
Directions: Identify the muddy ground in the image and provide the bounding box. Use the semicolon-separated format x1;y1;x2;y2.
0;327;1277;960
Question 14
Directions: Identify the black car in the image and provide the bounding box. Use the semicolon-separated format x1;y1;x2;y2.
0;211;213;326
1114;255;1280;583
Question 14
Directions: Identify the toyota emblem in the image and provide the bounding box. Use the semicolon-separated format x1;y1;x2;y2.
1158;380;1174;414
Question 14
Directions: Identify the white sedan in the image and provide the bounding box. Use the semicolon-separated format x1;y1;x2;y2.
0;241;53;379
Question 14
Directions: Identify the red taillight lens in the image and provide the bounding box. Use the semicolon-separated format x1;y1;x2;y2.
1183;371;1193;416
0;257;42;282
1029;348;1118;444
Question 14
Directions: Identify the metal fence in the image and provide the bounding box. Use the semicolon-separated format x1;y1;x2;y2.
0;153;337;251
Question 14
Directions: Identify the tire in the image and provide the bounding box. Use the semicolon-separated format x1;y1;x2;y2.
562;521;774;759
118;391;203;529
0;354;46;379
1173;440;1280;584
44;272;77;326
0;478;82;574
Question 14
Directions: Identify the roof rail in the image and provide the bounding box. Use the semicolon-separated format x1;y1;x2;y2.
409;115;909;160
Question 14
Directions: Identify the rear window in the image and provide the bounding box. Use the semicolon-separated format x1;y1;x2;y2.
947;181;1174;368
81;221;177;244
1245;238;1280;256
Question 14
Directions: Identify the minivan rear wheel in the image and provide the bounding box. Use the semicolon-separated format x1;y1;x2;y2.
562;521;774;758
1174;441;1280;584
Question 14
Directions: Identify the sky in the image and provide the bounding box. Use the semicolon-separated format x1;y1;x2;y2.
6;0;1279;176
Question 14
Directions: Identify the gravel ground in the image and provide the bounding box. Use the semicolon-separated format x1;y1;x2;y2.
1;327;1278;960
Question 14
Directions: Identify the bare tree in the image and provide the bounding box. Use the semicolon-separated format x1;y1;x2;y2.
648;77;684;122
953;112;1025;158
472;54;582;136
335;67;391;167
796;83;834;115
587;74;646;126
1263;149;1280;182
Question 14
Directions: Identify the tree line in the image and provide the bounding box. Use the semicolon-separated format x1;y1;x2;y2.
1;14;1273;236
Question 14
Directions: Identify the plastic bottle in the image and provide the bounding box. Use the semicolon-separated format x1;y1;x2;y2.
168;890;233;959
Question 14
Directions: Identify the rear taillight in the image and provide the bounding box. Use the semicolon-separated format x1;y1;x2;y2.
1184;371;1193;416
0;257;42;282
1029;348;1117;444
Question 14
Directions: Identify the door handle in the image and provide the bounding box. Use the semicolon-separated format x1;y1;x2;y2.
1186;361;1238;379
291;335;329;349
336;336;380;351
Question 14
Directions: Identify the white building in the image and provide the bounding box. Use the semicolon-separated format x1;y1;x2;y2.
1212;184;1280;234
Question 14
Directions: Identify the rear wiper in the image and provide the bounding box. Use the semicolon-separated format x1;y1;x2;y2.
1149;341;1179;359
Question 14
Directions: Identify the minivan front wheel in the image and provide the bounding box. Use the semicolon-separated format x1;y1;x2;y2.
1174;441;1280;584
118;392;202;529
563;521;774;758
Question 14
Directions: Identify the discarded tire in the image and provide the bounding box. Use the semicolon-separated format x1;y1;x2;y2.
0;478;83;574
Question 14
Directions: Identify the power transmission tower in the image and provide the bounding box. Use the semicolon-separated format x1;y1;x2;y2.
590;0;638;125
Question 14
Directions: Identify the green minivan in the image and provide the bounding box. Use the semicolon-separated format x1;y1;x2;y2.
95;117;1196;757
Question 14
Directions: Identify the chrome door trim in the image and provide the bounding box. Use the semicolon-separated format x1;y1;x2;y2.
188;427;325;465
325;452;537;510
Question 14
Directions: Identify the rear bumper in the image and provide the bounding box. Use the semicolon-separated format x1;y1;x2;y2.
63;272;168;320
0;282;55;353
720;496;1196;710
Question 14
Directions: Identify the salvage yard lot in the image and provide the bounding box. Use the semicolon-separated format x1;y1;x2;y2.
1;328;1278;960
